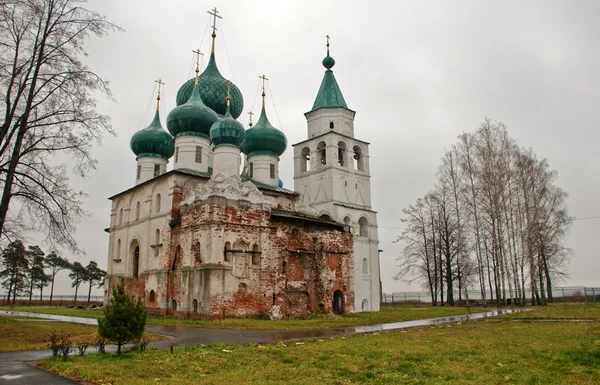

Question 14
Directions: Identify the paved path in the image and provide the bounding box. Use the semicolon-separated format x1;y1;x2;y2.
0;308;527;384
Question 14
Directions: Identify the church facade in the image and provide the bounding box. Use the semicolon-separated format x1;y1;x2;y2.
104;17;380;318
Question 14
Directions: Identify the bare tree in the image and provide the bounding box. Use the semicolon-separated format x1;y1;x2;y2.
396;118;571;305
0;0;120;250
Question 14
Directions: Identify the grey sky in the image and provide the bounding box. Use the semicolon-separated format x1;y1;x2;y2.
46;0;600;295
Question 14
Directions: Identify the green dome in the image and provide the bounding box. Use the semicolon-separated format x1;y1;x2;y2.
130;111;175;159
176;53;244;119
322;52;335;69
167;82;218;138
240;106;287;157
210;102;245;147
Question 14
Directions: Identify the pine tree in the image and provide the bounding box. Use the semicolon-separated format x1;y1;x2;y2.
98;282;147;355
45;252;70;303
0;240;29;303
68;261;86;302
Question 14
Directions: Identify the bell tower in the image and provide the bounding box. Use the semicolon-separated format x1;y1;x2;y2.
293;37;380;312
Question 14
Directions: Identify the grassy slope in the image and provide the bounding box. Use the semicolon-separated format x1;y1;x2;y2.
38;315;600;385
2;305;490;330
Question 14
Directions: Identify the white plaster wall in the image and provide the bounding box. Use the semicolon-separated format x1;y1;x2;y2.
212;145;241;179
305;108;355;138
136;156;168;185
173;135;211;172
107;175;176;279
248;154;279;186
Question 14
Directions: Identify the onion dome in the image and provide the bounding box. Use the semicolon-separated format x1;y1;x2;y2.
241;106;287;157
166;82;218;139
210;96;245;147
175;53;244;119
130;111;174;159
322;51;335;69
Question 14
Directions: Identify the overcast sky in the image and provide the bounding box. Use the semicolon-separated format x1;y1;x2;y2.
41;0;600;296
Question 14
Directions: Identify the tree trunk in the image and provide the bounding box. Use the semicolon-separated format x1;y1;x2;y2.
87;282;93;305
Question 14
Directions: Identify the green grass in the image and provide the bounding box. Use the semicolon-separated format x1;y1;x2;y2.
0;316;100;352
503;303;600;320
0;316;168;352
2;305;491;330
38;316;600;384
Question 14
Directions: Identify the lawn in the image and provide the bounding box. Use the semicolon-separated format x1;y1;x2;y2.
503;303;600;320
2;305;491;330
0;316;100;352
38;315;600;384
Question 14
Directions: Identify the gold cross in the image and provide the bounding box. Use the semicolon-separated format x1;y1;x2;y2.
155;79;165;110
207;7;222;36
248;111;254;127
259;74;268;94
192;48;203;75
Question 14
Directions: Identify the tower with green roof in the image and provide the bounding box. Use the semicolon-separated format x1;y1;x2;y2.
130;81;174;185
210;81;246;178
292;37;381;313
241;75;287;186
167;49;219;173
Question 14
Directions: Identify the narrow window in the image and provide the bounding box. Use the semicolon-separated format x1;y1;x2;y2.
252;244;260;265
136;165;141;180
154;164;160;177
154;229;160;257
175;147;179;163
362;299;369;311
270;164;275;179
362;258;368;274
193;299;198;313
155;194;161;213
195;146;202;163
132;245;140;278
329;121;334;129
118;208;123;225
135;201;140;220
172;300;177;311
194;241;201;264
149;290;156;303
249;163;254;178
224;242;231;262
116;239;121;260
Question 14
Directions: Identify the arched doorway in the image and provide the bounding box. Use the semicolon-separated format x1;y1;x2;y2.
332;290;344;314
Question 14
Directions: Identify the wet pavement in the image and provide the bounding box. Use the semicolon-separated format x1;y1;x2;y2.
0;308;530;384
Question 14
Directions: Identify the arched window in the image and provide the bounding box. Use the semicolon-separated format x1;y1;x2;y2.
301;147;311;172
155;194;161;213
252;244;260;265
132;243;140;278
193;299;198;313
319;214;332;222
337;141;347;167
224;242;231;262
118;208;123;225
317;141;327;166
359;217;369;238
353;145;364;171
362;258;368;274
154;229;160;257
329;121;334;129
194;241;201;264
149;290;156;303
135;201;141;220
362;299;369;311
116;239;121;260
172;300;177;311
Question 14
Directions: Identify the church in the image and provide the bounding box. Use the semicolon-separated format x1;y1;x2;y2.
104;10;381;319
